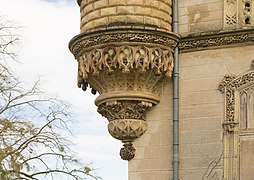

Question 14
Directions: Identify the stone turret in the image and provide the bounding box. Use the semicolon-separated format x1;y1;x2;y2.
69;0;179;160
78;0;173;32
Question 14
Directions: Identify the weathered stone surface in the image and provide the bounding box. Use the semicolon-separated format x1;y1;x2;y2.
80;0;172;32
72;0;254;179
71;0;179;161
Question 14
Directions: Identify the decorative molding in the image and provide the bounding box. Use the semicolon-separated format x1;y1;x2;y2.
120;143;136;161
108;118;148;161
77;45;174;94
108;119;148;140
224;0;238;29
223;121;238;132
241;0;254;27
218;73;237;93
219;70;254;124
98;100;153;121
179;29;254;53
69;29;179;58
219;61;254;179
179;1;254;52
69;29;179;160
223;0;254;29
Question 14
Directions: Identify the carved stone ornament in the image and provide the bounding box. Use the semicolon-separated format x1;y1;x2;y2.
180;29;254;53
223;0;254;29
69;28;179;160
224;0;238;29
219;61;254;179
241;0;254;26
219;70;254;124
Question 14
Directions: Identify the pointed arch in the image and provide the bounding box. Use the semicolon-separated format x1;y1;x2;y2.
219;68;254;180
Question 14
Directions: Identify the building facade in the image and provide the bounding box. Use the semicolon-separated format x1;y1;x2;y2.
69;0;254;179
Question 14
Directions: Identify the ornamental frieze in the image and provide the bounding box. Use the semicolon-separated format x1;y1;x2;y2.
69;28;179;58
179;29;254;52
77;45;174;94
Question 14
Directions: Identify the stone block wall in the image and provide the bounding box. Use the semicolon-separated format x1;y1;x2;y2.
79;0;172;32
128;43;254;180
129;79;174;180
179;0;223;35
178;45;254;179
73;1;254;179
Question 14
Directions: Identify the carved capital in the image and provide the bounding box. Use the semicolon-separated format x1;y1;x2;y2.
223;122;238;132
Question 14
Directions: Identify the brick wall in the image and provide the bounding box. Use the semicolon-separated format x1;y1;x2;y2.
80;0;172;32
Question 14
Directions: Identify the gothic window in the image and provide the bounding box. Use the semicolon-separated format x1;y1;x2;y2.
240;91;248;130
219;63;254;180
239;88;254;130
238;86;254;180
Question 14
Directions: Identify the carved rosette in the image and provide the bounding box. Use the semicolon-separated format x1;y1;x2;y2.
69;28;179;160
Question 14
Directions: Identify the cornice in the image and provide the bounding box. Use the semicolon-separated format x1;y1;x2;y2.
179;28;254;53
69;27;180;58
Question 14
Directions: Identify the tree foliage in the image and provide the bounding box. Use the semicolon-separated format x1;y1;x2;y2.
0;16;99;180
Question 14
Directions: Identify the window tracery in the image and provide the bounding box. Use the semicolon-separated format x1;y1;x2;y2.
219;61;254;179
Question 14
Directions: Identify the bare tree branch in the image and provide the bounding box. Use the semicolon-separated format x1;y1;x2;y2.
0;16;100;180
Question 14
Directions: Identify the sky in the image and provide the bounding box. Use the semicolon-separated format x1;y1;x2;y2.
0;0;127;179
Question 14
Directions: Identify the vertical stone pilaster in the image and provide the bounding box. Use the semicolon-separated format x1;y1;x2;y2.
224;0;238;29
